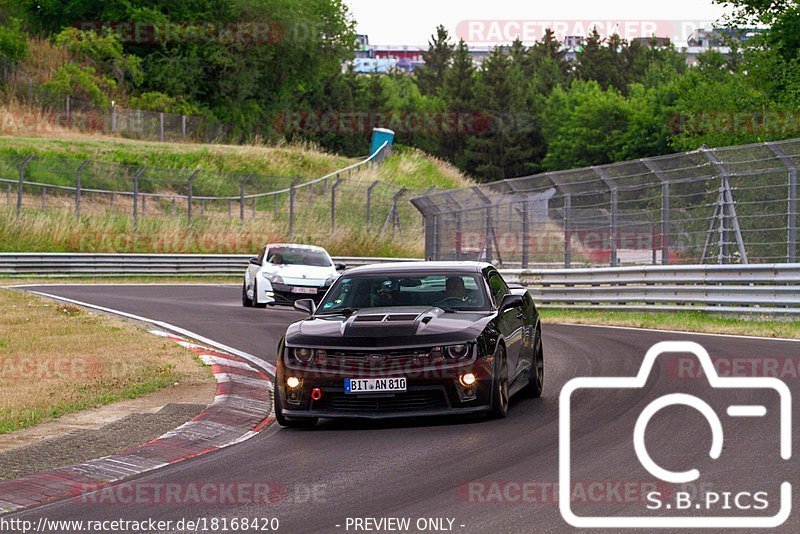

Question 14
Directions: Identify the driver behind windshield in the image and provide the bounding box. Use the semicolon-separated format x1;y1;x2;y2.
444;276;467;300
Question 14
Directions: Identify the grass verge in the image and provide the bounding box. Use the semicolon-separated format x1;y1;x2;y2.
541;309;800;340
0;289;211;434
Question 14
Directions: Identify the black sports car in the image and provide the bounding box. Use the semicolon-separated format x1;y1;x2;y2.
274;262;544;427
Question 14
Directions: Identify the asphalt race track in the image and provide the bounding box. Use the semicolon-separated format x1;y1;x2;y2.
7;285;800;533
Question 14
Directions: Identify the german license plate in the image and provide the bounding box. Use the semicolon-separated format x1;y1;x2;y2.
345;378;407;394
291;286;317;294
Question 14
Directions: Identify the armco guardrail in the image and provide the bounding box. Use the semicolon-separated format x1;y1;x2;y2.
0;253;421;277
501;263;800;315
3;255;797;315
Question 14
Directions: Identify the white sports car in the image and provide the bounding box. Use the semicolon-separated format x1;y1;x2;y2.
242;244;344;308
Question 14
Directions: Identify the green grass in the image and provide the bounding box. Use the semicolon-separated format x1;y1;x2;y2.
541;309;800;339
0;135;472;195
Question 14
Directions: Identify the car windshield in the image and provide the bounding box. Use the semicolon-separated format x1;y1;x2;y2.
267;247;331;267
318;273;490;313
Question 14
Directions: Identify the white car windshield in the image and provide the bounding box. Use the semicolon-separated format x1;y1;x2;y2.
267;247;331;267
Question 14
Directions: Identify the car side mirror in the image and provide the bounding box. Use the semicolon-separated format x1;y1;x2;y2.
294;299;316;316
499;294;524;313
249;257;260;266
335;263;346;271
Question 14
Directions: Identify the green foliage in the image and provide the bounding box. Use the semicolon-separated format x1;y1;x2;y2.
0;17;28;63
43;64;113;106
129;91;204;115
55;27;143;89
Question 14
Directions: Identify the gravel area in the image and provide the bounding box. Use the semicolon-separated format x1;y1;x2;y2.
0;404;205;481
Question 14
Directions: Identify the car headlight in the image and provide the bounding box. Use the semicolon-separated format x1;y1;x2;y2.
262;272;284;285
443;344;472;360
291;347;326;364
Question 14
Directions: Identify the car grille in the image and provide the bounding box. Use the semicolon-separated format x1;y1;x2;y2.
319;349;442;373
314;388;448;413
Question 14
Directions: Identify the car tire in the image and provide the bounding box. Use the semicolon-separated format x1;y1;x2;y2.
522;326;544;399
242;281;253;307
274;389;318;429
489;346;509;419
253;280;267;309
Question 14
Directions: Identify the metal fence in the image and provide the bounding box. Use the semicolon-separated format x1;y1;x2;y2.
0;253;422;277
1;62;229;143
0;141;425;239
412;138;800;268
4;254;797;316
502;263;800;315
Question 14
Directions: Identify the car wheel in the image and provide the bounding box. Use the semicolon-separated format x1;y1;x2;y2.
242;281;253;307
522;326;544;399
253;280;267;309
274;389;318;428
489;346;509;419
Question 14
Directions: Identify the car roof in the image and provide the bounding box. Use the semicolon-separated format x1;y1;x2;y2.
265;243;329;252
344;261;494;275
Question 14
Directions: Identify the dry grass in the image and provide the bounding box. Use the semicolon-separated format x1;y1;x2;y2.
0;289;211;434
0;203;425;257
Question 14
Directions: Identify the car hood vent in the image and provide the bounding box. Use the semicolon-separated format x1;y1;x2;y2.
352;313;420;323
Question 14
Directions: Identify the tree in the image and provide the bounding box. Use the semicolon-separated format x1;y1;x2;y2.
439;39;476;166
464;48;539;181
416;25;454;96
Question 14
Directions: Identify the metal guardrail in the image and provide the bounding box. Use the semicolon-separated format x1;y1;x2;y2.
3;254;797;315
0;253;421;277
501;263;800;315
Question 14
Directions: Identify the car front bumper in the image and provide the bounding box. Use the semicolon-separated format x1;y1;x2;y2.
277;356;495;420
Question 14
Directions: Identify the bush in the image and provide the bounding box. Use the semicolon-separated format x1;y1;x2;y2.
129;91;205;116
54;28;142;88
0;18;28;64
43;64;114;107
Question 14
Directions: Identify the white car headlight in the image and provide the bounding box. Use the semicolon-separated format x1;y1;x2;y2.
262;272;284;284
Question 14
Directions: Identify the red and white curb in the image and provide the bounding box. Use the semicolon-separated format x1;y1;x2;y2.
0;332;274;515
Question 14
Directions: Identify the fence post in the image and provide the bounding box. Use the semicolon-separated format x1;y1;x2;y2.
65;96;71;126
187;170;198;227
171;197;177;216
594;167;618;267
563;193;572;268
181;115;187;139
76;160;89;218
701;147;748;264
111;103;117;132
159;112;165;142
521;201;530;269
273;193;278;217
16;155;34;220
330;178;343;229
132;167;145;230
240;175;252;223
642;159;670;265
767;143;797;263
366;180;380;226
289;177;301;238
381;188;407;237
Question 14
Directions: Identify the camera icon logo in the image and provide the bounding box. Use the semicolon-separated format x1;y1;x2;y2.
559;341;792;529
